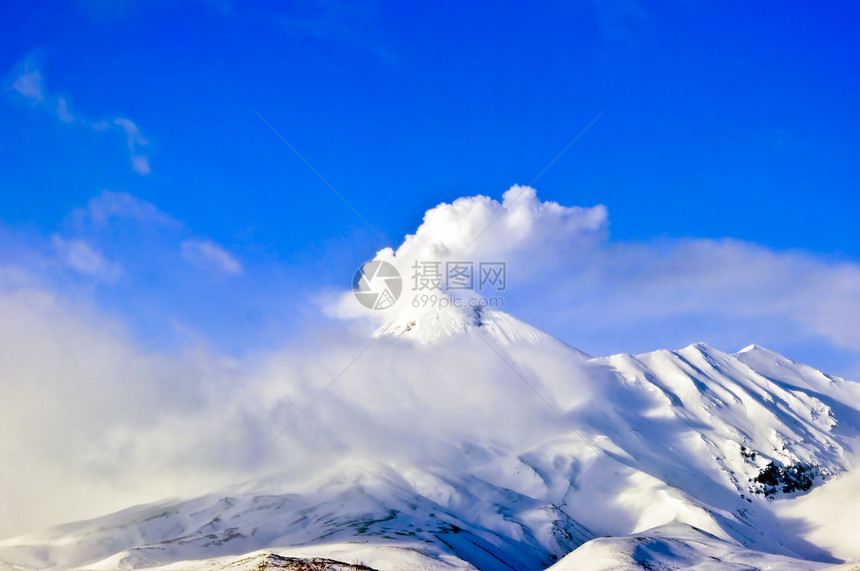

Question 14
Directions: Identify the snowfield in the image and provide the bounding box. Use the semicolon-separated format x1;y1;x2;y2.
2;305;859;570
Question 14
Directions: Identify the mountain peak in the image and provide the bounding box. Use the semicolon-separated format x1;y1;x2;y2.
732;344;798;368
737;343;774;355
374;302;552;346
685;341;716;353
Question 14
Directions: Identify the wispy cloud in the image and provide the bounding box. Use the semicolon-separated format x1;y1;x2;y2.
52;236;122;282
113;118;151;175
182;239;244;275
64;192;241;277
11;66;45;103
8;61;152;175
70;190;179;228
55;97;75;123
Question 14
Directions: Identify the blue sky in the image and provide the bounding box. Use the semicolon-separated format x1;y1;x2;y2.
1;1;860;369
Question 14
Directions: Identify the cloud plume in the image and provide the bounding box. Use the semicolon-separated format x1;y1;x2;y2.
330;186;860;375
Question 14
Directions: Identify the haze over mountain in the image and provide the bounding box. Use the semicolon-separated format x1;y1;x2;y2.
2;301;860;570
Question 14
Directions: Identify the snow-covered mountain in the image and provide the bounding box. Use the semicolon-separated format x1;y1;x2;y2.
3;306;860;571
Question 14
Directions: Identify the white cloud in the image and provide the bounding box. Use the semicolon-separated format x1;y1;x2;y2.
55;97;75;122
113;117;151;175
182;239;243;275
390;185;607;260
330;185;608;322
11;67;44;102
8;62;152;175
0;283;229;537
70;190;178;228
507;236;860;362
52;236;122;281
57;191;246;279
130;155;151;175
331;186;860;368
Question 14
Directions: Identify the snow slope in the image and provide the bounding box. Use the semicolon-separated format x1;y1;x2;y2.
547;522;835;571
2;308;860;570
